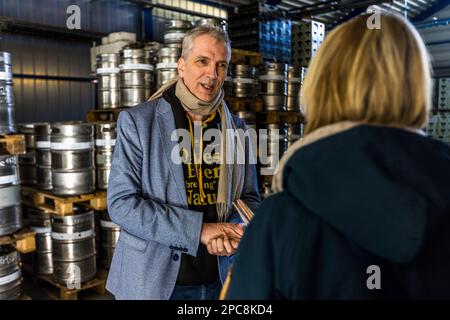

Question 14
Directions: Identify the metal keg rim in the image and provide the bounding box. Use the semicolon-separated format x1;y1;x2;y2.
51;121;88;127
261;62;288;72
50;121;93;136
165;19;193;30
165;43;182;49
0;245;16;256
28;209;51;225
233;64;256;77
35;123;51;135
17;123;40;132
96;53;119;61
120;47;146;60
51;209;93;223
157;47;181;57
94;122;117;137
94;122;116;128
0;249;19;277
194;18;227;27
235;110;256;118
144;41;162;51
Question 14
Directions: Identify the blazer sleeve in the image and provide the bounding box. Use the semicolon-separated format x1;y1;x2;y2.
107;110;203;257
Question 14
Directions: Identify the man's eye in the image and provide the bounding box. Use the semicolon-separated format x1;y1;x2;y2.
218;63;227;69
198;59;207;65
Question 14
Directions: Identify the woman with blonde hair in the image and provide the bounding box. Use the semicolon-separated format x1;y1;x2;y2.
226;12;450;299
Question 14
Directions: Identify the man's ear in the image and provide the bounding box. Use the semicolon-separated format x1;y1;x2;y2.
178;57;185;78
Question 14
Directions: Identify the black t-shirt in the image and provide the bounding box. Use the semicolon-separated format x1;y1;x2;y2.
163;85;220;285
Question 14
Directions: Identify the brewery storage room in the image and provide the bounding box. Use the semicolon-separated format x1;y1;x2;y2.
0;0;449;301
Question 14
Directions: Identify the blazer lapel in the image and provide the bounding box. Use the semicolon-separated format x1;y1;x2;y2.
155;99;188;206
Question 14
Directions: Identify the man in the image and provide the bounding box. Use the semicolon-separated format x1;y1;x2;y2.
106;25;260;300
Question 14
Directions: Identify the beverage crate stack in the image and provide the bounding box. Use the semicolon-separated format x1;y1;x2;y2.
437;78;450;110
426;111;450;144
292;20;326;67
426;78;450;144
228;2;291;64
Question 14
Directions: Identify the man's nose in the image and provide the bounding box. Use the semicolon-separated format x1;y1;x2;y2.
206;64;218;79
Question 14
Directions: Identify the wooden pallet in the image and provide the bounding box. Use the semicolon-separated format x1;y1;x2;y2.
231;48;262;66
0;134;26;155
35;274;106;300
0;228;36;253
87;108;127;122
225;97;263;112
21;186;107;216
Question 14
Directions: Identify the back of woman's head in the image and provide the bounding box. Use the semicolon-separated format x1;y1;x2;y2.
302;13;432;134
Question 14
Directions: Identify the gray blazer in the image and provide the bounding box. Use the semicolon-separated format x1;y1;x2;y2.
106;97;261;300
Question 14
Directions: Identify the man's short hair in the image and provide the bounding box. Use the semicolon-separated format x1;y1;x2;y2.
181;25;231;61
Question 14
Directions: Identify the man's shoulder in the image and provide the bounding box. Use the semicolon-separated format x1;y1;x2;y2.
124;99;160;117
118;98;169;123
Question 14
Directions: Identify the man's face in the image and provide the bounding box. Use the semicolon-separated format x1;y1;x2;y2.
178;34;229;102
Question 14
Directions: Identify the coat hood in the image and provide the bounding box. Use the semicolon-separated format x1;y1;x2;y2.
282;124;450;264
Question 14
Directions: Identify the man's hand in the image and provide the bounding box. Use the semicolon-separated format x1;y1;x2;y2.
200;223;244;256
207;236;241;256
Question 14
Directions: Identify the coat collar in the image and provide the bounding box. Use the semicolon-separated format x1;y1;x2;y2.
155;97;188;206
155;96;173;115
272;121;426;193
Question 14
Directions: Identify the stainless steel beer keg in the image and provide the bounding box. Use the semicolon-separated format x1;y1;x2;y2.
99;210;120;269
119;47;153;107
94;123;116;190
50;122;95;196
0;52;15;134
51;208;96;285
0;246;22;300
0;154;22;236
27;206;53;275
156;47;180;89
96;53;120;109
35;123;52;190
259;63;288;111
233;65;257;98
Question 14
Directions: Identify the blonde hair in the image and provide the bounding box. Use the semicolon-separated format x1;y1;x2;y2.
301;13;432;134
